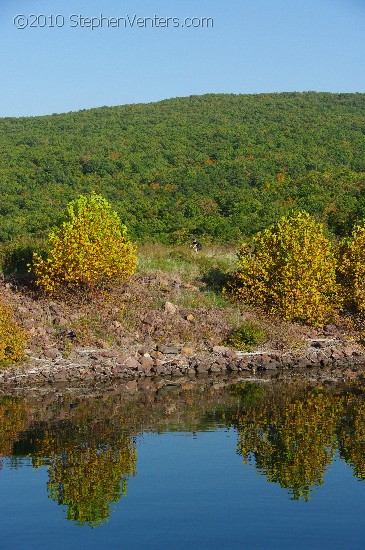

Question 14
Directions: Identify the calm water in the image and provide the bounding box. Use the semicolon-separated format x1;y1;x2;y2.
1;377;365;549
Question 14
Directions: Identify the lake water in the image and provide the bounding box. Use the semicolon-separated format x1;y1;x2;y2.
1;376;365;549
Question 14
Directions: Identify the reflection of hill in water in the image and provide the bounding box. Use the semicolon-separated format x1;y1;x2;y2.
2;377;365;523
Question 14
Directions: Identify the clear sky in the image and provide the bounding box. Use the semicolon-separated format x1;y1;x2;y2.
1;0;365;117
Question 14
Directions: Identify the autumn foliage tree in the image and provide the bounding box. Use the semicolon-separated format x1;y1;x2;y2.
228;211;338;325
0;299;25;365
32;193;137;292
338;220;365;313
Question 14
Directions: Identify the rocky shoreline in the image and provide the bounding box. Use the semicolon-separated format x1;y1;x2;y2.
2;336;365;390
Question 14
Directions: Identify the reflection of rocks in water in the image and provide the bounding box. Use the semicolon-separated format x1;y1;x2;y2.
4;376;365;520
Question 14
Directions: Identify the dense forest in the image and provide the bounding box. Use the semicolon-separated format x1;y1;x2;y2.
1;91;365;244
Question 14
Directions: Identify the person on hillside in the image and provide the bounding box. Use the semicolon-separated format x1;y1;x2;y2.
191;238;202;253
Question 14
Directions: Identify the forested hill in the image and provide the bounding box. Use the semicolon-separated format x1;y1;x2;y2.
1;91;365;244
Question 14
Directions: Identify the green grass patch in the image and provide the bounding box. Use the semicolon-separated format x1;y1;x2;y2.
225;320;265;351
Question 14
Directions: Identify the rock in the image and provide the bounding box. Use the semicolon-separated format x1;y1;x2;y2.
125;357;140;370
343;346;357;357
53;317;68;326
215;355;228;367
142;313;155;326
153;359;165;375
186;314;195;322
164;301;178;315
196;363;209;374
331;350;344;361
125;380;138;391
227;361;239;372
171;357;188;367
312;341;324;348
171;367;184;377
210;363;224;373
212;346;231;355
296;358;311;369
53;368;68;381
150;350;164;359
157;344;179;355
323;324;337;334
354;354;365;363
180;347;194;356
316;350;331;366
138;356;154;371
111;364;124;375
44;348;60;359
100;349;119;358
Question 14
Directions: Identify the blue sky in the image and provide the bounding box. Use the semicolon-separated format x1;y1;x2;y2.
1;0;365;117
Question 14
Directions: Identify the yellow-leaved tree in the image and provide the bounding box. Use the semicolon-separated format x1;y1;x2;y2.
32;193;137;292
228;211;338;325
338;220;365;313
0;299;25;365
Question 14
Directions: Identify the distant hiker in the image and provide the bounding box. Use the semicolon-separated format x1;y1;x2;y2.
191;238;202;253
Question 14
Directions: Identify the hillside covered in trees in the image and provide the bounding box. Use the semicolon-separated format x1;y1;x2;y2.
1;92;365;244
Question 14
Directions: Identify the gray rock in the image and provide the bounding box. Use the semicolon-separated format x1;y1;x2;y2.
157;344;180;355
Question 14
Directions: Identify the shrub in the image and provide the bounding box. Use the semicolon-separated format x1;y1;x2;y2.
228;211;338;325
0;300;25;365
338;220;365;312
225;320;265;350
31;193;137;292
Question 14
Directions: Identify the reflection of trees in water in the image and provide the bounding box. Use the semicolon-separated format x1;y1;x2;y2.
3;380;365;515
232;383;344;501
29;420;137;527
43;434;136;526
338;393;365;480
0;397;27;466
